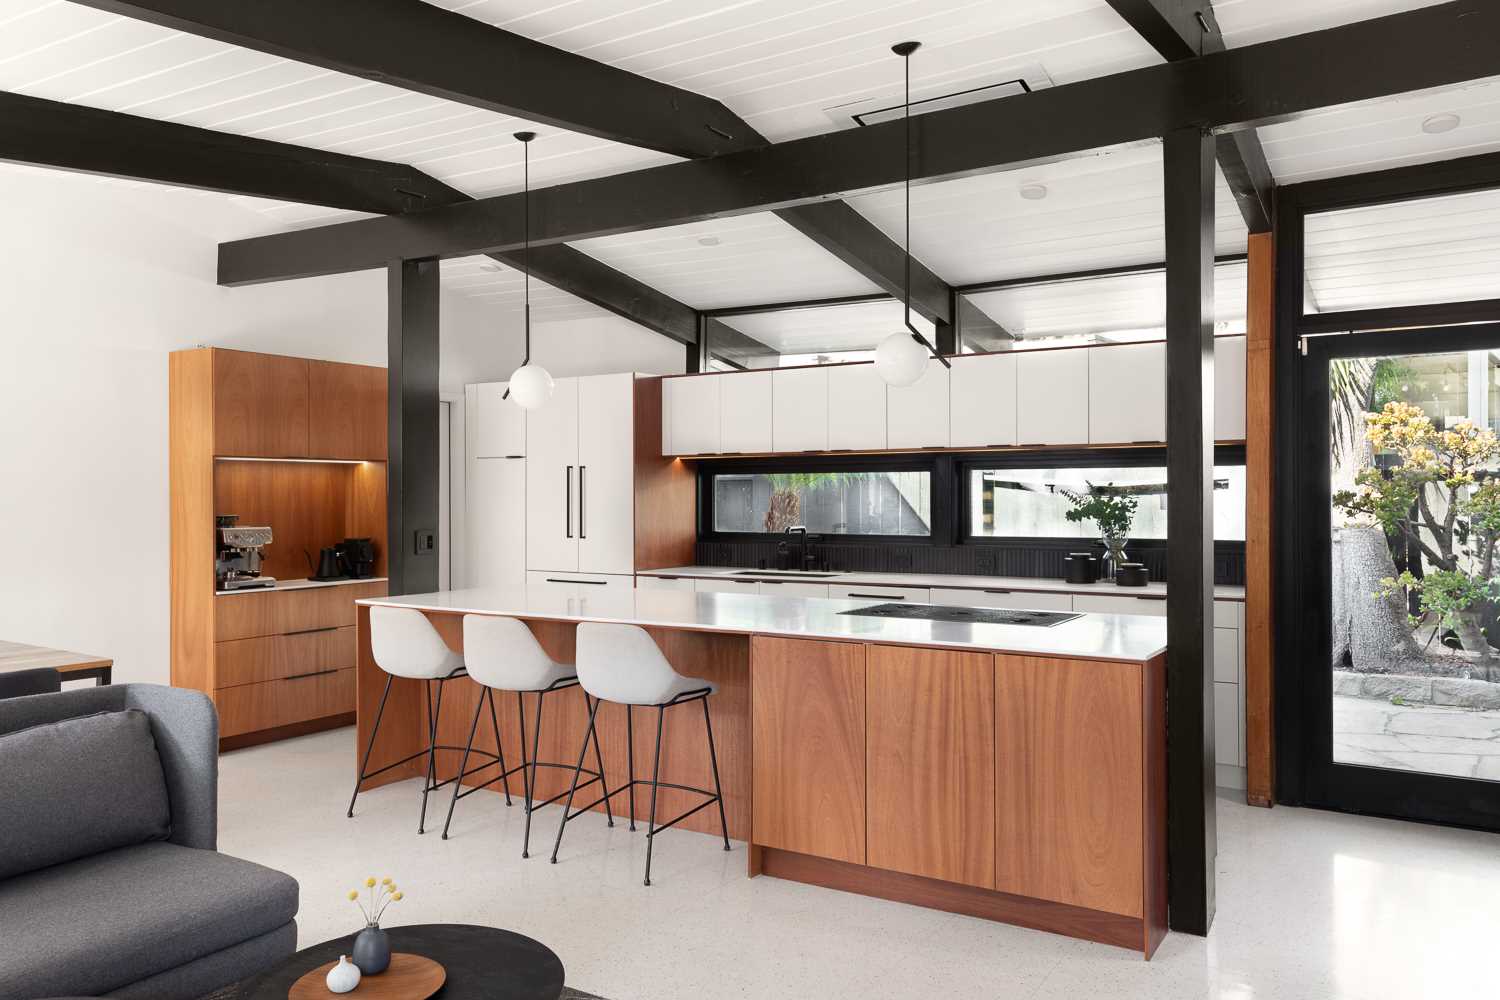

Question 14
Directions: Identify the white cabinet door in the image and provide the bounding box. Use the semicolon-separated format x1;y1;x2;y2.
1215;335;1247;441
466;457;526;588
887;359;950;449
949;353;1017;448
1071;593;1168;617
773;368;828;452
526;569;633;601
471;382;526;457
1213;626;1239;684
665;375;720;455
525;377;580;573
578;373;635;576
1016;349;1089;445
1213;600;1240;628
720;371;774;453
931;587;1074;611
1089;342;1165;444
757;580;829;598
636;574;696;592
827;364;887;450
1214;681;1240;767
829;584;930;603
695;578;760;595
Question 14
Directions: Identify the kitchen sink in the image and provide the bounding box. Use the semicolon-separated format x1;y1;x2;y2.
841;603;1081;627
730;570;840;579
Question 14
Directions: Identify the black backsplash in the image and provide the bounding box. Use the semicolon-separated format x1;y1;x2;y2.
694;537;1246;586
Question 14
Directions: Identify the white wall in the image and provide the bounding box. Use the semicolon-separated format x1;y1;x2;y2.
0;165;678;685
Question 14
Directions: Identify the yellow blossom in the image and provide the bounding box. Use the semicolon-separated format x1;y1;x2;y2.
347;890;358;901
381;877;392;886
365;877;376;888
391;891;404;901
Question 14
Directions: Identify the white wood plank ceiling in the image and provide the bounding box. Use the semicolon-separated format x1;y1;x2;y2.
718;299;935;361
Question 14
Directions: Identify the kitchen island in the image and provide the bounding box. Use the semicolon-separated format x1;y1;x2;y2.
355;587;1168;957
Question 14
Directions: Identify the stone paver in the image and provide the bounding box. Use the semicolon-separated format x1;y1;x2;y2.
1333;694;1500;780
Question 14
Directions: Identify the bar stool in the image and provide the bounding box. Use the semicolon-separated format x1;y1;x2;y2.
347;605;505;835
440;615;613;858
550;622;730;885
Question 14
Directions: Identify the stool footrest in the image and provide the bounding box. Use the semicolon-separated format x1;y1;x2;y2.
646;795;722;838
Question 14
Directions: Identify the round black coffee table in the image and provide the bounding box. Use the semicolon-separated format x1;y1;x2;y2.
218;923;564;1000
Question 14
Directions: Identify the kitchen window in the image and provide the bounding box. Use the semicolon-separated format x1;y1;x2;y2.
707;469;933;537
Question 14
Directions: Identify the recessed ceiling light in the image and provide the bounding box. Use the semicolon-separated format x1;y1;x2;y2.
1422;113;1461;134
1019;183;1048;201
478;262;502;272
697;235;722;247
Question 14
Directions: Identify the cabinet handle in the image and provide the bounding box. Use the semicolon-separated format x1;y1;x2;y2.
1135;595;1167;602
545;577;608;586
284;668;338;681
847;592;903;600
983;589;1012;595
565;466;573;538
502;454;524;459
285;626;338;636
579;466;587;539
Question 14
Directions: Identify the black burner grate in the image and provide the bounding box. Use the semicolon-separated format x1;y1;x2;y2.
839;604;1082;627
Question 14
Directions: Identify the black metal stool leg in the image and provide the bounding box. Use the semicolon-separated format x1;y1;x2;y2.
418;677;445;834
347;673;393;818
487;688;512;806
626;704;637;831
644;705;666;887
522;689;545;858
703;697;731;851
586;694;614;828
515;690;532;813
549;695;602;864
440;689;486;840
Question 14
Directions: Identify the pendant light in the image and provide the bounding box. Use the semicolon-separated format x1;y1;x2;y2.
503;131;555;410
874;40;950;388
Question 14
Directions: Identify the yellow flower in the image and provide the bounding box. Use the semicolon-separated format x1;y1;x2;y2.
365;877;377;888
347;890;359;901
381;877;392;886
391;891;404;901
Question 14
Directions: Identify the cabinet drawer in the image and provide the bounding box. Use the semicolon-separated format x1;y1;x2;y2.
757;580;829;598
830;584;930;604
1071;593;1168;617
636;575;697;592
215;582;387;641
695;578;761;595
215;667;355;738
931;587;1073;612
215;626;355;689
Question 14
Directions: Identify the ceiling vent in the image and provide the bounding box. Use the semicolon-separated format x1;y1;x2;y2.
825;65;1054;129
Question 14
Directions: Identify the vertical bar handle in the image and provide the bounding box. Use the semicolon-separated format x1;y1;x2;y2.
579;466;587;539
565;465;573;538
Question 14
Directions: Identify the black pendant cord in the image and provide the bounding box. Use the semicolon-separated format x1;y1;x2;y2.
502;130;537;402
892;41;949;369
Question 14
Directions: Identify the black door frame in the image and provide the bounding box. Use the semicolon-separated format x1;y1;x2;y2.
1289;324;1500;829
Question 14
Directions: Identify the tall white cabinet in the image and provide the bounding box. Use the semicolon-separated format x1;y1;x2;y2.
465;382;528;589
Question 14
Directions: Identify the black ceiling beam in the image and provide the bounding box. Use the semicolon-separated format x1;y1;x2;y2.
67;0;752;160
0;89;459;214
217;1;1500;284
1104;0;1274;232
81;0;951;323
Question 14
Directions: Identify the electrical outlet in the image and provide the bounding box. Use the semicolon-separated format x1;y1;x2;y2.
414;529;436;555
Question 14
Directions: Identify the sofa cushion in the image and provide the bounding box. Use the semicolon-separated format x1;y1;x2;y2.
0;709;170;879
0;842;299;1000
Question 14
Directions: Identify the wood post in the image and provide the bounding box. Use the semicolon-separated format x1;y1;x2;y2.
1244;232;1276;807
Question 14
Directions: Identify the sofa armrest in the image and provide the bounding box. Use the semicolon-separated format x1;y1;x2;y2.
124;685;218;850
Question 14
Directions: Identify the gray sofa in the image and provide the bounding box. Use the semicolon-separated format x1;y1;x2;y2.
0;685;298;1000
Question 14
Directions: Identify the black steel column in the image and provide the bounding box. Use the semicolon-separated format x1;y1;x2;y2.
1163;126;1217;935
387;258;442;596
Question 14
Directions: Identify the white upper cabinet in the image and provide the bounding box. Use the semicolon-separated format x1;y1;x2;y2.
577;373;636;576
773;368;829;452
949;353;1018;448
1088;342;1166;444
719;371;774;453
664;376;720;456
827;363;888;450
1215;335;1247;441
1016;348;1089;445
887;358;951;449
471;382;526;458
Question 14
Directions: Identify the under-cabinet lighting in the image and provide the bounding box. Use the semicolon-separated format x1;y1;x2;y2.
215;456;368;465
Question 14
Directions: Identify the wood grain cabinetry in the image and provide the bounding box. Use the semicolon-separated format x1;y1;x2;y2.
216;666;357;739
309;360;387;460
213;349;310;458
750;636;866;864
214;626;356;688
866;645;995;887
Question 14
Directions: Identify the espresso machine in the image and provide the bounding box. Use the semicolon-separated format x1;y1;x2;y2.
215;515;275;591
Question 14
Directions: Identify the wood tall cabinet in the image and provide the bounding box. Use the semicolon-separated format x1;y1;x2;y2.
170;347;390;748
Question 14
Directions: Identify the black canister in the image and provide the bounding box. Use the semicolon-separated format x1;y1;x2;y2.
1115;562;1149;587
1064;552;1099;584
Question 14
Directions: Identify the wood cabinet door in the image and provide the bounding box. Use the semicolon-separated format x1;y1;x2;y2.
867;645;995;887
1088;342;1165;444
213;350;309;457
750;636;865;863
309;360;386;460
995;655;1145;917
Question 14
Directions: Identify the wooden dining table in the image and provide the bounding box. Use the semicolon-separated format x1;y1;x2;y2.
0;640;113;685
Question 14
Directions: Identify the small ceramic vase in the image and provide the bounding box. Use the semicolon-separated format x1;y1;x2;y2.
326;954;361;994
352;924;391;975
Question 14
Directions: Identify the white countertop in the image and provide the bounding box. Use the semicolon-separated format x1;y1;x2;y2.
358;587;1167;663
638;565;1246;602
217;576;388;597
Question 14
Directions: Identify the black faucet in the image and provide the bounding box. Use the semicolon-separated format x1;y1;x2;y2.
785;525;815;570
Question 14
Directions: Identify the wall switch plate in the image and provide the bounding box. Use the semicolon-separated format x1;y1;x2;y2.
414;529;436;555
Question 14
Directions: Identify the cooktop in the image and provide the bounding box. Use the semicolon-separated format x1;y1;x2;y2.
839;604;1082;627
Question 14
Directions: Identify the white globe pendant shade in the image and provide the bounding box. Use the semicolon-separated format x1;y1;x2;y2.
874;331;929;387
508;362;555;410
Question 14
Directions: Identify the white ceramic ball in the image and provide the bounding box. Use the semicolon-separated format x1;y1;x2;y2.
508;363;556;410
326;955;361;994
874;331;929;387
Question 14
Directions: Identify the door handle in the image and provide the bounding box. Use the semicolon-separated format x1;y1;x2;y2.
579;466;587;539
565;466;573;538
